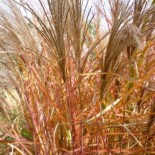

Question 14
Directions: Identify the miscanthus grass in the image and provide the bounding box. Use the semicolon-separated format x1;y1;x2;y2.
0;0;155;154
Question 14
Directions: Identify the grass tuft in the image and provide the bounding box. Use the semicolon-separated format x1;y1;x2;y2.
0;0;155;154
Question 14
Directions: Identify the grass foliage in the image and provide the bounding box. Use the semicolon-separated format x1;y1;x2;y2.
0;0;155;154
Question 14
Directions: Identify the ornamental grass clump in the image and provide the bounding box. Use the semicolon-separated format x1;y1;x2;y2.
0;0;155;154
